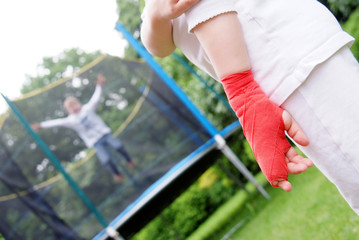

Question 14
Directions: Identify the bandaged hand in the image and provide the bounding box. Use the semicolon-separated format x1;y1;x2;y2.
222;70;312;191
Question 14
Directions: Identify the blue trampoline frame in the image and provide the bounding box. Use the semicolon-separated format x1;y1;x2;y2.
90;23;268;240
93;121;240;240
0;22;267;240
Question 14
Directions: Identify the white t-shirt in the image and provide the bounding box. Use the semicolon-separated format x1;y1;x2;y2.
143;0;354;105
40;85;111;147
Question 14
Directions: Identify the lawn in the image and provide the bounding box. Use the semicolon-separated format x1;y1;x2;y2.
190;165;359;240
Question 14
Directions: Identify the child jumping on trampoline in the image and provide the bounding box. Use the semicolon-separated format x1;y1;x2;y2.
31;74;134;182
141;0;359;214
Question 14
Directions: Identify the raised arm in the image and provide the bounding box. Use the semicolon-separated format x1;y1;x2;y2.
86;74;106;111
141;0;201;57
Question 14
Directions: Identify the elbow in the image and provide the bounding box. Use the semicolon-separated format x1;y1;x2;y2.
148;48;173;58
140;26;175;58
141;37;175;58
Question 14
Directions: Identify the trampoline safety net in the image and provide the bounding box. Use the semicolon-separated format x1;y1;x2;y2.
0;55;212;239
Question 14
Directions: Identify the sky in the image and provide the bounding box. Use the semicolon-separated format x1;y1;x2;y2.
0;0;128;114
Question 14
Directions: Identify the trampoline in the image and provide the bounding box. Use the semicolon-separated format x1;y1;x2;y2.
0;23;268;240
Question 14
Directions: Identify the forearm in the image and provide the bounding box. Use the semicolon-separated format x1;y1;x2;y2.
40;118;68;129
192;12;251;79
141;0;201;58
87;85;102;110
141;16;176;58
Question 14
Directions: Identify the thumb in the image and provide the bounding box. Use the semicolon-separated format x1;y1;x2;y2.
282;110;309;146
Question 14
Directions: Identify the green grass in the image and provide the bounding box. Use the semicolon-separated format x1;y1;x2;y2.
190;166;359;240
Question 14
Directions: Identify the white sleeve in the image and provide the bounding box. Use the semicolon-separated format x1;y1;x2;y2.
184;0;237;33
86;85;103;111
40;118;70;129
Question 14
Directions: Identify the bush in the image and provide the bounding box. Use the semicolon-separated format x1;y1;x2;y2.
319;0;359;21
343;7;359;60
132;164;239;240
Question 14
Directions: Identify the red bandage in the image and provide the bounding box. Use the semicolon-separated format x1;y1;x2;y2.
221;70;291;186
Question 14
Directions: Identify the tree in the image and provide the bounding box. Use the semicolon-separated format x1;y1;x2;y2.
0;49;105;239
21;48;102;94
116;0;235;130
343;7;359;60
116;0;143;59
318;0;359;21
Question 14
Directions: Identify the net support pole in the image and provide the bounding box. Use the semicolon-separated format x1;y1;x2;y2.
115;22;218;137
115;22;269;199
1;94;124;239
214;135;270;200
106;227;124;240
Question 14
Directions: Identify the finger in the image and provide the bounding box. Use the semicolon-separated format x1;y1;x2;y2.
287;162;308;175
274;180;292;192
174;0;201;13
286;147;313;167
282;110;309;146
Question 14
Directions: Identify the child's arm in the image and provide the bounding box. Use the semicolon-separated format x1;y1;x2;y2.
87;74;106;111
32;118;70;131
140;0;201;57
193;12;251;79
192;12;312;191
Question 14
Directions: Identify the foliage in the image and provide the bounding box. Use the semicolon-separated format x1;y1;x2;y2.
116;0;143;59
21;48;102;94
343;7;359;60
319;0;359;21
116;0;236;129
132;128;259;239
154;51;236;130
10;48;104;186
0;54;126;239
2;47;222;238
132;164;239;240
187;173;267;240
